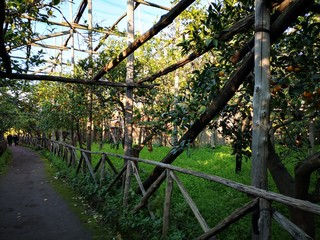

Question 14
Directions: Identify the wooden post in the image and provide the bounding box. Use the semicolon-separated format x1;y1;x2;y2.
123;0;135;207
86;0;93;164
162;170;173;237
252;0;271;239
69;0;75;74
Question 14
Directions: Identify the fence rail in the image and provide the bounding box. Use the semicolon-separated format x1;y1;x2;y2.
22;136;319;239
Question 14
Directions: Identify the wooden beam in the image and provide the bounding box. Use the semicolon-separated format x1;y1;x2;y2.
94;1;171;52
21;14;122;35
94;3;140;51
31;31;70;42
137;13;254;84
0;72;157;88
81;151;97;184
135;0;171;11
29;42;99;54
272;210;312;240
170;171;210;232
162;169;173;237
92;0;196;81
197;198;259;240
251;0;271;238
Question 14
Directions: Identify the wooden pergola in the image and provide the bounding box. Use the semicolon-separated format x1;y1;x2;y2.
0;0;316;238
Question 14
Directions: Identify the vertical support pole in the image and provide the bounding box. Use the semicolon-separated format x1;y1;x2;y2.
86;0;93;163
70;0;76;146
172;18;180;146
252;0;271;239
69;0;74;75
162;170;173;238
123;0;135;207
172;73;179;146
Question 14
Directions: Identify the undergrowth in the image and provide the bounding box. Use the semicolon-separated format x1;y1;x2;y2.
0;148;11;175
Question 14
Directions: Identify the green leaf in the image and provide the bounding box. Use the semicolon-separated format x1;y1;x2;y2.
52;0;60;5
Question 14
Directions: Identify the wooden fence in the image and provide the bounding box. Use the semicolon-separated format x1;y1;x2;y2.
22;136;319;239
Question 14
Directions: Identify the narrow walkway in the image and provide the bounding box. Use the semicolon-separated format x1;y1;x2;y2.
0;145;92;240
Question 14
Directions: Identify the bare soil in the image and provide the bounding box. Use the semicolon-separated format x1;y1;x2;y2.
0;145;92;240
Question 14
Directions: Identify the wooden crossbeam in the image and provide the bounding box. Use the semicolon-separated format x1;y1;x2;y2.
29;42;99;54
170;171;210;232
0;72;157;88
272;210;312;240
92;0;196;81
31;31;70;42
94;2;141;51
197;198;259;239
138;13;254;84
135;0;171;11
21;14;122;35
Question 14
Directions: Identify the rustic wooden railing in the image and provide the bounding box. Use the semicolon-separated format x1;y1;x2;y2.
22;136;319;239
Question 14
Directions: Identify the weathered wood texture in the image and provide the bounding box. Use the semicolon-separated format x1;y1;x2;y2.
162;169;173;237
170;171;210;232
0;72;156;88
252;0;271;239
272;210;312;240
197;198;259;240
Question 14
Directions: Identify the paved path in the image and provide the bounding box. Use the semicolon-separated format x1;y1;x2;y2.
0;145;92;240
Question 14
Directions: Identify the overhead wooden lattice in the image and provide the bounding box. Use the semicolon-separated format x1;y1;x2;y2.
0;0;185;87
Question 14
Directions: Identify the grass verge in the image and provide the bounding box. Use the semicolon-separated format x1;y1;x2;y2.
0;148;11;175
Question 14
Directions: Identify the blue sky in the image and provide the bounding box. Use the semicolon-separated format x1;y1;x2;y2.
58;0;174;33
15;0;209;74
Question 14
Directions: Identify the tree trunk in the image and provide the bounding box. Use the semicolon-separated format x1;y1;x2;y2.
267;139;320;238
293;152;320;238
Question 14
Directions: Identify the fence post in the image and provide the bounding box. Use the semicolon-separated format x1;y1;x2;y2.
162;169;173;238
252;0;271;238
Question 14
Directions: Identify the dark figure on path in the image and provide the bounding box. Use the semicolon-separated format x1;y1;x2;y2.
6;134;13;146
13;135;19;145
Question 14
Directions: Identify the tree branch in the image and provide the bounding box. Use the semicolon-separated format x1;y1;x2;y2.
0;0;11;73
